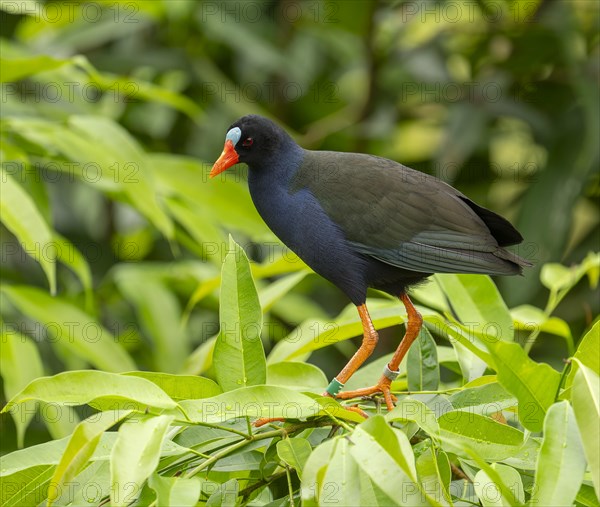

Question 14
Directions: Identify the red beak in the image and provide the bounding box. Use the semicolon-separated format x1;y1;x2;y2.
210;140;239;178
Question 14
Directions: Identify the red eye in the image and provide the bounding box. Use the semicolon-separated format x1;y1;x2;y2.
242;137;253;147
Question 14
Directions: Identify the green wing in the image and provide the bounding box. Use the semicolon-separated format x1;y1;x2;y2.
292;151;527;275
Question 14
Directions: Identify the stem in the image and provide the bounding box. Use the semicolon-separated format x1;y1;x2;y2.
184;437;250;478
181;420;252;439
523;328;541;355
322;411;354;432
555;359;572;401
450;463;472;482
239;471;287;498
401;388;462;395
453;497;481;506
285;465;296;507
183;421;333;478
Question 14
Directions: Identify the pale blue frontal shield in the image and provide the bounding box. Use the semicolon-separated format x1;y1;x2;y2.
225;127;241;147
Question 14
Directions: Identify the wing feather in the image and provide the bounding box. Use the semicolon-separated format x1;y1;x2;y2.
292;151;529;274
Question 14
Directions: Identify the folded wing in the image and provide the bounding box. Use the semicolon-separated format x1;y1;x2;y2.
293;151;531;275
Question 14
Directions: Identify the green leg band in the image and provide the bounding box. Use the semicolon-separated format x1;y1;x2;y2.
325;378;344;396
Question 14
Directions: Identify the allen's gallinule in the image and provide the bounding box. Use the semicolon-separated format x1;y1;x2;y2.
211;115;530;410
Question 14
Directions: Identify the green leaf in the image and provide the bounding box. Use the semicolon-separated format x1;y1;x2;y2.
449;382;517;417
0;169;56;293
0;432;189;478
7;116;174;239
490;341;560;432
164;197;225;263
6;118;117;191
276;437;312;479
41;402;80;442
435;274;512;382
52;460;110;507
511;304;573;353
0;465;55;507
124;372;221;400
179;386;322;424
1;285;135;372
47;410;132;507
566;320;599;389
301;438;350;506
181;335;217;376
268;299;404;363
110;414;175;507
266;361;327;391
0;327;44;447
435;274;513;342
350;416;430;506
540;263;577;292
258;270;309;312
540;254;600;308
0;55;71;83
416;445;452;507
206;478;239;507
410;279;450;313
385;398;440;437
213;237;266;391
212;450;262;472
86;68;203;120
422;312;492;379
301;432;403;506
325;439;367;505
443;303;562;432
438;411;524;461
571;361;600;499
1;441;70;478
576;483;600;507
148;474;201;507
501;435;541;471
307;393;367;424
407;327;439;391
473;463;524;506
115;271;188;373
2;370;178;413
52;233;94;312
69;116;174;239
530;401;586;507
152;154;269;240
184;251;307;319
436;450;452;500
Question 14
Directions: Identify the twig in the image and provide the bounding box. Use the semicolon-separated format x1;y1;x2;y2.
183;420;334;478
285;465;296;507
451;463;472;483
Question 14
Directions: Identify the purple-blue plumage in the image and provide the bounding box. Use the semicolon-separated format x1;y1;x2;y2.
212;114;530;305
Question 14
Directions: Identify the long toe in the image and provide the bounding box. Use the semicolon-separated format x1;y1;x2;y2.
335;378;396;411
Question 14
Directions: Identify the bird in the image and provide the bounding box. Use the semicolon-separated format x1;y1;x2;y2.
210;114;531;410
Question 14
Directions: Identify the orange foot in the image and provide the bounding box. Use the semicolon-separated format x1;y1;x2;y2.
335;378;396;411
343;405;369;418
253;417;286;428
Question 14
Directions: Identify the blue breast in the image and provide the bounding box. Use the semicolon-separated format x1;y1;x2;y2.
247;144;368;303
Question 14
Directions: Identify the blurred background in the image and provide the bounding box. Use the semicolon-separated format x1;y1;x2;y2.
1;0;598;451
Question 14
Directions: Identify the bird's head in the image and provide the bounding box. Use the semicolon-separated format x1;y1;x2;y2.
210;115;292;177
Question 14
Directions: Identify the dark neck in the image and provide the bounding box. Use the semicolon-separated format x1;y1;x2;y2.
247;139;305;193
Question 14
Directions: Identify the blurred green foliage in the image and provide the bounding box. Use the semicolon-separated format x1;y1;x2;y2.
0;1;599;501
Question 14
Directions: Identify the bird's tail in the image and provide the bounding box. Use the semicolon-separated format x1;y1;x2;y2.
494;247;533;275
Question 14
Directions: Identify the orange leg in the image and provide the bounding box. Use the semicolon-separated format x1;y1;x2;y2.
323;304;379;394
255;305;379;428
333;294;423;411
